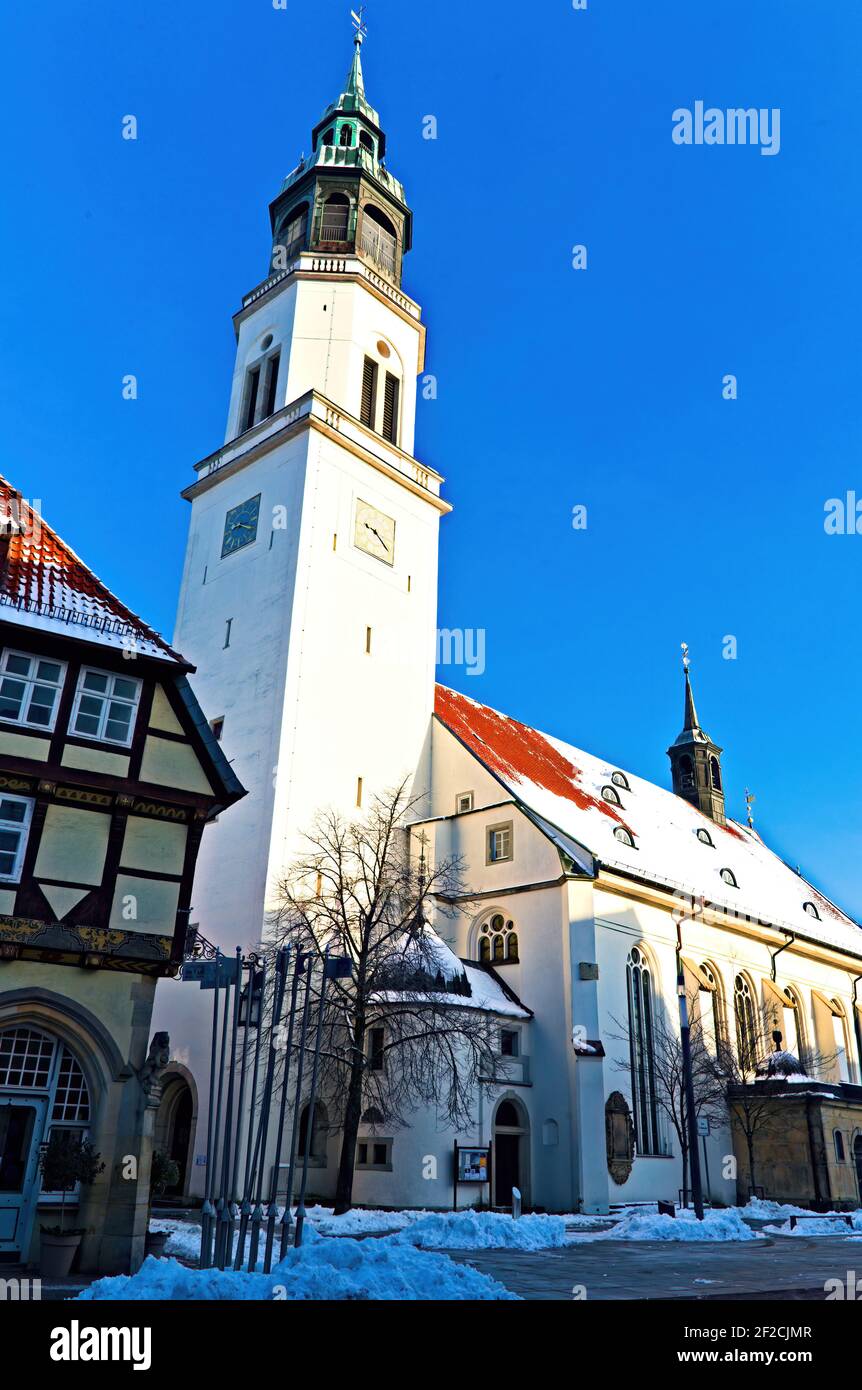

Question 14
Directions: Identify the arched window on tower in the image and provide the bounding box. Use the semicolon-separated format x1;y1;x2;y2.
626;947;660;1155
319;193;350;243
710;756;722;791
359;130;375;155
339;124;353;147
360;204;398;279
679;755;695;790
734;974;758;1075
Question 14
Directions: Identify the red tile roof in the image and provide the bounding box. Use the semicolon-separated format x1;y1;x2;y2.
434;684;862;957
0;476;184;663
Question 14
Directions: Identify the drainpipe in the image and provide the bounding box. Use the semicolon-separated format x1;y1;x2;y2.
770;931;794;983
676;920;705;1219
852;975;862;1084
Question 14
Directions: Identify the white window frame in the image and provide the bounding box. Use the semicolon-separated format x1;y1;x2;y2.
486;821;513;865
0;649;67;733
0;793;34;883
70;667;142;747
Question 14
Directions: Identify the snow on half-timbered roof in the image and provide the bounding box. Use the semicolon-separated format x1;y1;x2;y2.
435;685;862;959
0;477;184;663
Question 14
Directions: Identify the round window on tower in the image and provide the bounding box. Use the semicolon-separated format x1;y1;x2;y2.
376;340;391;359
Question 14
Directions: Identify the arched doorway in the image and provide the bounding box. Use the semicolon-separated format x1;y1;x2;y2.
155;1073;196;1198
854;1134;862;1201
0;1026;91;1261
493;1098;529;1209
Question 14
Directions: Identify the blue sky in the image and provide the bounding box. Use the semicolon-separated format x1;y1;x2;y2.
2;1;860;916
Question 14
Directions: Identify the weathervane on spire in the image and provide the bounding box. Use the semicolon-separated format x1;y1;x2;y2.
681;641;691;672
351;6;367;46
745;787;756;829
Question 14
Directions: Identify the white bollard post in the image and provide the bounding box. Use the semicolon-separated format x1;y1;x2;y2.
511;1186;522;1220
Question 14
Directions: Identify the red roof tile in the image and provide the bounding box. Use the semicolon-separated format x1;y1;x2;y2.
0;476;184;662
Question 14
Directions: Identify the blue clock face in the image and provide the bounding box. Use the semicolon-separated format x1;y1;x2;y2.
221;495;261;557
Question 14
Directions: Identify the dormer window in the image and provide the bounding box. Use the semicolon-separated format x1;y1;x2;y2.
611;771;630;791
601;785;622;806
614;826;635;848
720;868;738;888
803;901;820;920
696;828;714;847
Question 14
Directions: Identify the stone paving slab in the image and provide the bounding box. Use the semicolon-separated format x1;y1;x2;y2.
444;1235;862;1301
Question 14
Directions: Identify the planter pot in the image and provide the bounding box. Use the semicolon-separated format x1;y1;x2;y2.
40;1232;82;1278
145;1230;170;1258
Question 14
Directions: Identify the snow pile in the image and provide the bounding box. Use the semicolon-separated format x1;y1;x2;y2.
79;1238;518;1302
397;1210;569;1250
594;1207;760;1243
763;1213;862;1238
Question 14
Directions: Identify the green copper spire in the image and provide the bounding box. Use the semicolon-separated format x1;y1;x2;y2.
318;10;380;128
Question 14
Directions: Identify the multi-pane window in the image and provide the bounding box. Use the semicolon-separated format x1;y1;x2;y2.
71;668;141;746
487;823;513;864
734;974;758;1074
0;794;34;882
0;650;66;730
478;914;519;964
0;1027;54;1088
626;946;660;1155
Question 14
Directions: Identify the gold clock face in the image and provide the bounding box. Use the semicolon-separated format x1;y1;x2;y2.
354;499;396;566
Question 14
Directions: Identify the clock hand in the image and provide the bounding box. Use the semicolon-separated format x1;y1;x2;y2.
366;524;389;552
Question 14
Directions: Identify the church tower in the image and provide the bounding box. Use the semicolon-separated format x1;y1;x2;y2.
165;21;447;981
667;645;726;825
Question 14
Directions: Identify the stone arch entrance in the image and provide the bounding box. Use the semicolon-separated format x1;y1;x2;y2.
155;1069;197;1198
492;1096;530;1209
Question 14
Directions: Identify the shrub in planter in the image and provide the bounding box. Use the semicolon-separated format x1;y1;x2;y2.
38;1132;104;1278
146;1150;180;1257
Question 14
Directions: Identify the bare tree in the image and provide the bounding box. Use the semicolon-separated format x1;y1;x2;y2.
271;784;499;1214
612;999;728;1205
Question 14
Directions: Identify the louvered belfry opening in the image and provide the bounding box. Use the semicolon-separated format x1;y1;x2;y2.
381;372;400;444
360;356;378;428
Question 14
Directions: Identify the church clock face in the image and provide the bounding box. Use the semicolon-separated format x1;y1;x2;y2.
221;494;261;557
354;499;395;566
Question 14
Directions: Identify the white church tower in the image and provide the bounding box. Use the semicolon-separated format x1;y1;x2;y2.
155;26;447;1144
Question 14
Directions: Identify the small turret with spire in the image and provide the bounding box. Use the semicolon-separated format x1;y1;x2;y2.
667;644;726;825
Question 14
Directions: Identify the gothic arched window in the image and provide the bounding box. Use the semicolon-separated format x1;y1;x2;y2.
710;756;722;791
478;914;519;965
734;974;757;1074
626;947;660;1155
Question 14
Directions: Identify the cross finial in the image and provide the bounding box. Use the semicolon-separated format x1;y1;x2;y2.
745;787;756;829
351;6;367;46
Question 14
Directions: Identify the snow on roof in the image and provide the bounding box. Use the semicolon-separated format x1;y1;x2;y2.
0;477;184;663
435;685;862;959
